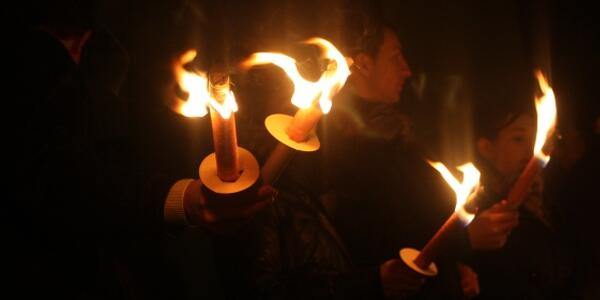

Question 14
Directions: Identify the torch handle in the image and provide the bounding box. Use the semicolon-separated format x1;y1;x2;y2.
414;212;461;270
261;143;295;185
286;106;323;142
506;157;543;208
210;108;240;182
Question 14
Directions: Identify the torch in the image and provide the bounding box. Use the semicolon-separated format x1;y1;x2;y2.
506;71;557;208
400;162;481;277
242;38;351;185
172;50;259;195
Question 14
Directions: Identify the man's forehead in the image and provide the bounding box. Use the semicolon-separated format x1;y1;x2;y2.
381;28;402;52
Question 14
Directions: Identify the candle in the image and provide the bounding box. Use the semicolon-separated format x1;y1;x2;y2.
414;211;462;270
260;143;294;185
208;69;240;182
413;162;481;271
506;155;544;207
170;51;241;183
242;38;350;184
286;105;323;142
506;71;556;207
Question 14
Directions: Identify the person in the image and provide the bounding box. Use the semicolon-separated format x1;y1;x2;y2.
250;12;518;299
464;73;577;299
10;1;274;297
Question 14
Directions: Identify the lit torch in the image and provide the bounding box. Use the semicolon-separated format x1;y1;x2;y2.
400;162;481;277
171;50;259;194
242;38;351;184
506;71;557;207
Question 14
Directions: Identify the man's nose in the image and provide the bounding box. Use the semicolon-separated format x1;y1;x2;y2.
400;58;412;78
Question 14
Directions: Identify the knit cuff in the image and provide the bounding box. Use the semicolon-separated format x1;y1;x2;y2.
164;179;194;225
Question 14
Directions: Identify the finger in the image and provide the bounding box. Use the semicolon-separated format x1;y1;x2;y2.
201;198;272;223
495;219;519;234
257;185;278;200
240;198;272;218
489;200;515;212
488;210;519;224
201;186;270;208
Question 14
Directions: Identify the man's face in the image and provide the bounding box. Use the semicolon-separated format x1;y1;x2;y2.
368;28;412;103
481;115;535;178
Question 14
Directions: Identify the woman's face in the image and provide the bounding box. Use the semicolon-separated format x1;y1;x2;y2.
479;115;535;178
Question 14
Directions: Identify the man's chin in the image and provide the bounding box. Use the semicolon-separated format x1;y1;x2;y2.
380;98;399;104
387;94;401;104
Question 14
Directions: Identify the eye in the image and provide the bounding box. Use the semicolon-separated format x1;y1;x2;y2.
512;135;526;143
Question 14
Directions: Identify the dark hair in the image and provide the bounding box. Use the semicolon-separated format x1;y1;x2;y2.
26;0;97;37
471;69;537;140
342;13;396;59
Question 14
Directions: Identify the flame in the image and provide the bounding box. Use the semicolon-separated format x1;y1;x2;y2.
242;38;350;114
533;71;557;165
172;50;238;119
428;161;481;224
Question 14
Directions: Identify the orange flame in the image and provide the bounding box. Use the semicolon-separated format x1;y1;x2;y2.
242;38;350;113
428;161;481;224
533;71;557;165
172;50;238;119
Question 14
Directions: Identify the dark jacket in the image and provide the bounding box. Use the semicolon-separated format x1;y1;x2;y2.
252;91;468;299
10;28;175;298
468;167;576;300
253;187;382;299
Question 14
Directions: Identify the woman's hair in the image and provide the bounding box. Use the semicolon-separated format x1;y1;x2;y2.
471;68;537;140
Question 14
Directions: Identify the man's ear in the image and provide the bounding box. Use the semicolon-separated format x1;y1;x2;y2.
353;53;374;76
477;138;494;161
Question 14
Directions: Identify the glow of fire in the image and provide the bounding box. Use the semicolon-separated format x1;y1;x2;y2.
172;50;238;119
533;71;557;165
242;38;350;114
428;161;481;224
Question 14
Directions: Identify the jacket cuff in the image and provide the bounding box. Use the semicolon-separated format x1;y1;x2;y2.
164;179;194;225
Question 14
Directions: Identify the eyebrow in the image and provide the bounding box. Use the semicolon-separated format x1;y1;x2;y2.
509;127;529;133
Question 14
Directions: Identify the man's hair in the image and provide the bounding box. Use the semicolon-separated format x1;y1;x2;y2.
25;0;97;37
341;12;396;59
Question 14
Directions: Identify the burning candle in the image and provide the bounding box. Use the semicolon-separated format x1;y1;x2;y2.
506;71;557;207
286;105;324;142
171;50;241;183
411;162;481;272
208;69;240;182
243;38;350;142
242;38;350;183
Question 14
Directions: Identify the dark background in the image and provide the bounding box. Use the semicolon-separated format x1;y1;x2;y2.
10;0;598;168
87;0;597;167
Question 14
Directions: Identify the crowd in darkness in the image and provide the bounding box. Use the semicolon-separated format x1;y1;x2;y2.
8;0;598;299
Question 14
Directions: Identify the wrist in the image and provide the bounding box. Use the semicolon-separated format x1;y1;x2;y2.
164;179;194;225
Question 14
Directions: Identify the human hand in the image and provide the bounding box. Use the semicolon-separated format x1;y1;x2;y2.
183;180;276;233
380;258;426;299
467;200;519;250
457;262;480;299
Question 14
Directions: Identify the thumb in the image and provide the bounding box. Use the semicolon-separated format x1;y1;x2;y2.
257;185;278;201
